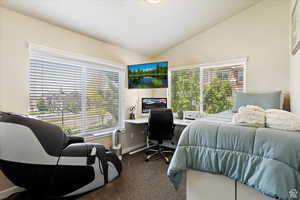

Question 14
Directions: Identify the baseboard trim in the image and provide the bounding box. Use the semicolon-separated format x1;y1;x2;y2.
0;186;25;200
122;143;146;155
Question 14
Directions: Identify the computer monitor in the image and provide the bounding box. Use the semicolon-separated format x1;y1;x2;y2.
142;98;167;114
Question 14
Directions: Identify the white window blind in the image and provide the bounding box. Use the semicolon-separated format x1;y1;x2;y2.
85;68;120;133
170;60;246;114
29;47;123;136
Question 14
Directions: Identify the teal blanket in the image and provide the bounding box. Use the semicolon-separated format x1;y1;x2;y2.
167;121;300;200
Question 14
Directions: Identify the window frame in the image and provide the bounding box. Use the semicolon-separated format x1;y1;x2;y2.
28;44;125;137
238;71;244;82
168;58;248;113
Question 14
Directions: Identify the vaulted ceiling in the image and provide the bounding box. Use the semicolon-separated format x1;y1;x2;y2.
0;0;261;57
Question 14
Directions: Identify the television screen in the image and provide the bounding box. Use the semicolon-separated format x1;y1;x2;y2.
128;61;168;89
142;98;167;113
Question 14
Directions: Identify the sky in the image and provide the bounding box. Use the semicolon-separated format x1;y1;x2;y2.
128;61;168;72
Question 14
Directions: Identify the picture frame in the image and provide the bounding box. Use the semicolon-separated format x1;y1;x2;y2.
291;0;300;55
128;61;168;89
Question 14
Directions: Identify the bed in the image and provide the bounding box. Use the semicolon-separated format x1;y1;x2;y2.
168;107;300;200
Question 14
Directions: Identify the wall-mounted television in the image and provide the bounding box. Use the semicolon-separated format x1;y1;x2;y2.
128;61;168;89
142;98;167;113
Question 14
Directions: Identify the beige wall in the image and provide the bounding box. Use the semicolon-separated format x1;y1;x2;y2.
154;0;290;98
290;0;300;115
0;6;152;192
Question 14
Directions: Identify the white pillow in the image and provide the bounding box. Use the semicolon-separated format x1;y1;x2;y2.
233;105;265;126
266;109;300;131
244;105;265;112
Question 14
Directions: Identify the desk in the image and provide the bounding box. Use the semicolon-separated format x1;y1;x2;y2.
125;118;193;126
125;118;191;154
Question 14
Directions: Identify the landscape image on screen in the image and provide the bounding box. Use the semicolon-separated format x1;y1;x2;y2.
142;98;167;113
128;61;168;89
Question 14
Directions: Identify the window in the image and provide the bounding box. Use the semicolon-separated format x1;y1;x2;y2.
171;68;200;112
170;59;246;114
201;65;244;113
29;47;124;136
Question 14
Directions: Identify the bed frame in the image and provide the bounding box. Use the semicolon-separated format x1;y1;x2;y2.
187;170;273;200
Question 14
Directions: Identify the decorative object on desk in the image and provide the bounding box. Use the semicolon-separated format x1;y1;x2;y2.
129;105;136;120
177;110;184;120
112;129;122;160
183;111;201;120
292;0;300;55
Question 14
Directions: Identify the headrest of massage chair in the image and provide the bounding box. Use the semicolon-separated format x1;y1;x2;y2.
0;111;69;157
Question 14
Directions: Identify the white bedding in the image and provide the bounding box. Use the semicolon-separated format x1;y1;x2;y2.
266;109;300;131
232;105;266;127
196;110;264;128
197;109;300;131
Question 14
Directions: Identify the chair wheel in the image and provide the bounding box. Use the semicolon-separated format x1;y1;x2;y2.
145;158;149;162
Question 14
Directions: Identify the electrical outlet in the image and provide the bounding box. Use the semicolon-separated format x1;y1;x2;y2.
130;133;134;138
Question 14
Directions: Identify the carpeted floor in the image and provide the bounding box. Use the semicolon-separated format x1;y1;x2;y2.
79;152;186;200
7;152;186;200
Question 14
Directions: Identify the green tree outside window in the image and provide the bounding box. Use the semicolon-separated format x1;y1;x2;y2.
171;67;242;114
203;78;233;114
171;69;200;112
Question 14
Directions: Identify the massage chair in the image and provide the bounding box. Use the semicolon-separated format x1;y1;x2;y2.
0;112;122;198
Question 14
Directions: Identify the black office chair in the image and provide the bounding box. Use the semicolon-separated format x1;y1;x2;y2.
145;109;174;163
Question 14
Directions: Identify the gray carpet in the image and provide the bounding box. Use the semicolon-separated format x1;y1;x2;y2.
7;152;186;200
80;152;186;200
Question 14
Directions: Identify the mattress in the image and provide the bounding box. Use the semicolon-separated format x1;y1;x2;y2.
168;119;300;200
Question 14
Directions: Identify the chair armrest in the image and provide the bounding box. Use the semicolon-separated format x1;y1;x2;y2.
67;136;84;145
61;143;88;157
60;143;102;166
172;124;175;136
61;143;106;166
61;143;106;157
